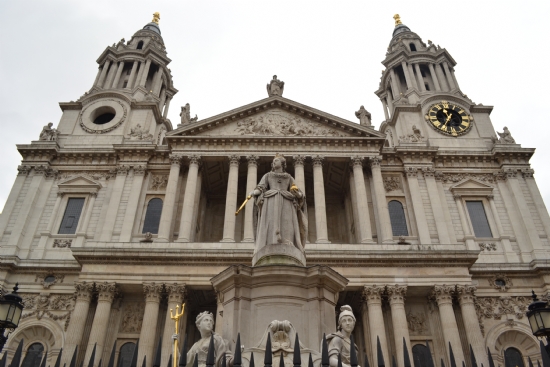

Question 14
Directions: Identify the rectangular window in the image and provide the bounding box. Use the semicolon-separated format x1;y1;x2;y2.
58;198;85;234
466;201;493;237
123;81;128;88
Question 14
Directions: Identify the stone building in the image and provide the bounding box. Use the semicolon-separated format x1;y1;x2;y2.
1;13;549;367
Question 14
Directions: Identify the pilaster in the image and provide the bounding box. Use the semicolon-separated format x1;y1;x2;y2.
362;285;390;367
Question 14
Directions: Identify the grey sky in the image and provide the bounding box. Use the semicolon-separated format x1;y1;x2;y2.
1;1;549;212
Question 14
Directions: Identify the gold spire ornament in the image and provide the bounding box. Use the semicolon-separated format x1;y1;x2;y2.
393;14;402;27
152;12;160;24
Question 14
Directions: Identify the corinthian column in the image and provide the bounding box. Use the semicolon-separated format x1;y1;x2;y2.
243;155;258;242
370;157;393;243
221;155;240;242
157;154;182;242
362;286;390;367
177;155;202;242
456;286;488;367
350;156;372;243
138;283;163;367
161;284;187;367
387;285;413;367
293;155;306;194
63;282;94;366
431;285;465;366
85;282;118;367
312;155;330;243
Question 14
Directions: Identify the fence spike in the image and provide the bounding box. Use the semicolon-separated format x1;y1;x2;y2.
107;342;117;367
321;334;329;367
403;338;411;367
440;359;446;367
168;355;173;367
39;352;48;367
529;357;534;367
51;347;62;367
206;335;215;367
350;335;358;367
69;347;78;367
250;353;255;367
141;356;146;367
153;337;162;367
279;353;285;367
129;341;140;367
234;333;242;367
87;344;96;367
377;337;385;367
293;333;301;367
179;336;188;367
308;354;313;367
470;345;478;367
338;354;343;367
265;333;272;367
487;348;495;367
448;343;457;367
363;354;370;367
540;340;550;367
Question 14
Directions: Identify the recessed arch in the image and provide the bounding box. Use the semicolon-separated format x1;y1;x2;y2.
485;322;539;367
6;319;64;367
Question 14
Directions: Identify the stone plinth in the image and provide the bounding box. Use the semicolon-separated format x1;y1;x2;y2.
211;264;348;352
252;243;306;266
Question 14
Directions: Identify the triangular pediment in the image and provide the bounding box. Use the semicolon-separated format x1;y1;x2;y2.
167;96;385;139
57;175;102;194
449;178;493;196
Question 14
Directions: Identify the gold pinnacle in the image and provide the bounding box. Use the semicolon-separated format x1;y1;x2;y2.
393;14;402;27
152;12;160;25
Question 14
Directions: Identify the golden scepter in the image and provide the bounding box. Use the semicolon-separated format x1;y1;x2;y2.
170;303;185;367
235;194;252;216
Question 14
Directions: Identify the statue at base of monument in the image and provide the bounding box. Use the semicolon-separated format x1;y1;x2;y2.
250;154;307;256
186;311;234;367
326;305;360;367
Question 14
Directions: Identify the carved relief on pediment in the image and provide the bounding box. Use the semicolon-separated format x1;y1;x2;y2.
195;110;349;137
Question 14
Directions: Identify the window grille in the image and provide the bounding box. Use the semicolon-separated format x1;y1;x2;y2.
388;200;409;236
58;198;85;234
466;201;493;237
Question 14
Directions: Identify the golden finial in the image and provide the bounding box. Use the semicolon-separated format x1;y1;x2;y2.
152;12;160;25
393;14;402;27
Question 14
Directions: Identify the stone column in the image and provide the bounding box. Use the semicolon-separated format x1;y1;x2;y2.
99;165;129;242
0;166;30;235
487;195;517;261
127;61;139;89
387;285;413;367
450;68;460;90
414;64;426;92
422;168;451;244
93;67;102;86
135;61;145;87
243;155;259;243
138;283;163;367
362;286;390;367
163;97;172;119
177;155;202;242
111;61;125;89
97;60;111;88
156;154;182;242
293;155;306;194
435;64;450;91
104;62;118;90
389;69;401;99
152;67;163;95
401;62;413;90
360;303;371;362
522;169;550;238
370;157;393;243
161;284;187;367
139;59;152;87
350;156;372;243
221;155;240;242
381;99;389;120
85;282;118;367
63;282;94;366
405;167;431;244
442;62;456;90
428;64;441;91
407;63;418;89
453;194;476;250
120;165;147;242
456;286;489;367
386;96;394;115
431;285;465;366
312;155;330;243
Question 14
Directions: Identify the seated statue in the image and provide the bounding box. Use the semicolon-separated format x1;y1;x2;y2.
186;311;233;367
326;305;360;367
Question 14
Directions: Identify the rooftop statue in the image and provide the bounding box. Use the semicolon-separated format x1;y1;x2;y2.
267;75;284;97
186;311;233;367
326;305;360;367
496;126;516;144
355;106;372;127
152;12;160;25
39;122;59;141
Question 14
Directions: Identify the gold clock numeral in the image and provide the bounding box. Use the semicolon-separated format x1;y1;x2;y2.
458;109;465;114
433;121;441;127
434;104;442;110
451;127;458;136
442;102;449;109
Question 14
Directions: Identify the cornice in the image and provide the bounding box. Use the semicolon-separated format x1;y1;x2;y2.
96;44;172;66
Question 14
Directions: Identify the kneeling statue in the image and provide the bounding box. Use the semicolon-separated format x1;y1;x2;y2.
187;311;233;367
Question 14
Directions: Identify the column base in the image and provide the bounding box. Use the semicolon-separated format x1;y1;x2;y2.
174;238;190;243
315;239;331;244
220;238;236;243
241;238;254;243
154;238;169;243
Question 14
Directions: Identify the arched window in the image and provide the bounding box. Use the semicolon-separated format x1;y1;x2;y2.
118;342;136;367
21;343;44;367
504;348;525;367
412;344;431;367
142;198;163;234
137;41;144;50
388;200;409;236
410;43;417;52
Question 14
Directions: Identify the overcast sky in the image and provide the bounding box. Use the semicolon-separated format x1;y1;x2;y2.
1;1;549;212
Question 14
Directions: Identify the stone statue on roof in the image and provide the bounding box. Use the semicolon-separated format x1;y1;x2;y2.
267;75;284;97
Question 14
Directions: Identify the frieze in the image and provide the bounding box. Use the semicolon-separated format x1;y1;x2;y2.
406;310;427;334
57;171;113;181
435;172;496;183
120;302;145;333
20;293;74;331
475;296;530;336
383;177;400;192
53;239;72;248
149;174;168;190
399;125;425;143
479;243;497;252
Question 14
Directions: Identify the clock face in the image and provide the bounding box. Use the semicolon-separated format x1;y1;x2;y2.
425;101;473;136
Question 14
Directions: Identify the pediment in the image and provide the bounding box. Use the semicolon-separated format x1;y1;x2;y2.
57;175;102;194
167;96;385;139
449;178;493;196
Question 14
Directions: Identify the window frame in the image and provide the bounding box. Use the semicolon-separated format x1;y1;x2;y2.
388;199;410;237
57;197;86;235
462;197;497;239
138;194;165;238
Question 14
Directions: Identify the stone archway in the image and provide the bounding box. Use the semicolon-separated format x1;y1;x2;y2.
485;322;539;367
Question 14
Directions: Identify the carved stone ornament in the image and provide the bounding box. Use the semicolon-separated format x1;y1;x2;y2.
188;154;202;166
489;275;512;292
362;285;385;304
74;281;94;302
431;285;454;305
387;285;407;304
355;105;372;127
157;126;167;145
53;239;72;248
228;155;240;167
169;154;184;166
493;126;516;144
79;99;127;134
350;156;364;167
133;165;147;175
116;165;130;176
406;310;427;334
57;171;112;181
404;167;418;178
312;155;324;166
179;103;198;127
17;165;31;176
435;172;496;183
234;111;345;137
293;155;305;166
474;295;530;336
383;177;400;192
247;155;259;166
35;273;64;289
267;75;284;97
399;125;425;143
369;156;382;168
120;302;145;333
149;175;168;190
39;122;59;141
479;242;497;251
21;292;75;331
96;282;118;302
143;282;163;302
34;165;59;178
166;283;187;303
522;168;535;178
127;124;153;141
141;232;153;242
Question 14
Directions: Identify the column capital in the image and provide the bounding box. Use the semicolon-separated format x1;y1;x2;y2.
456;285;477;305
169;154;184;166
165;283;187;303
362;285;385;305
453;194;462;200
116;165;130;176
228;155;241;167
421;167;435;177
387;284;407;305
312;155;324;166
17;165;31;176
522;168;535;178
96;282;118;303
143;282;163;303
431;285;455;305
74;281;94;302
369;156;382;168
350;156;364;167
188;154;202;167
404;167;418;177
293;155;306;167
486;194;495;200
247;155;259;167
133;164;147;176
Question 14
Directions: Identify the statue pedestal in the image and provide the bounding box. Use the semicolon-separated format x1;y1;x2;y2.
252;243;306;266
211;264;348;352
